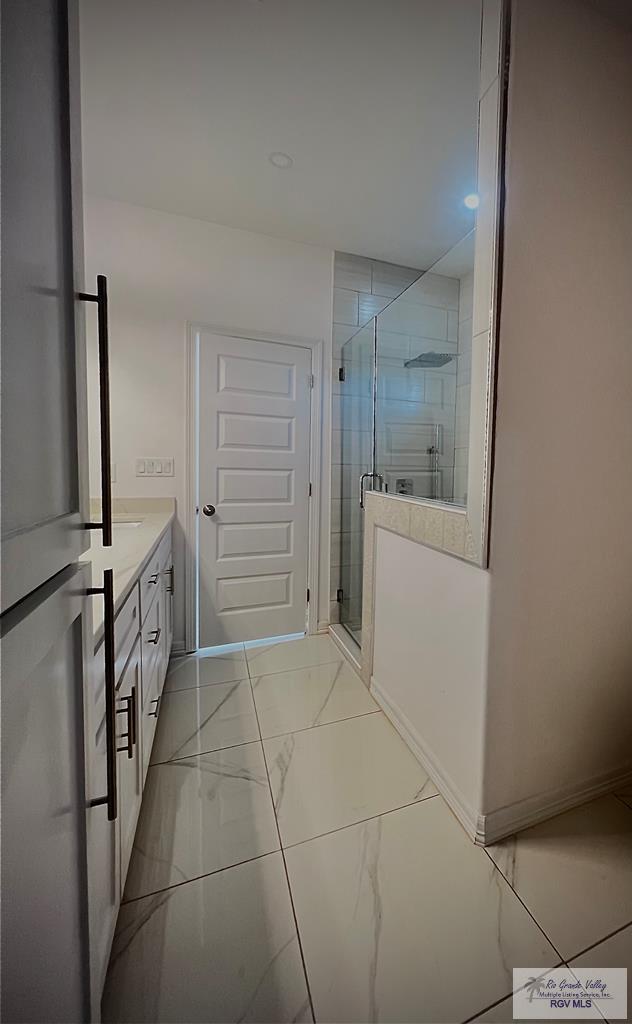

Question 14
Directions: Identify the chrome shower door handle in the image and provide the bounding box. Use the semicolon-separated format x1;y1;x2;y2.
360;471;385;507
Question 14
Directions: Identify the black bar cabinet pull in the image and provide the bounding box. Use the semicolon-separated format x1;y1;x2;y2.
80;274;112;546
87;568;117;820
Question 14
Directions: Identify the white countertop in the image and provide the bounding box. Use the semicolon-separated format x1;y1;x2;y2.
86;500;176;646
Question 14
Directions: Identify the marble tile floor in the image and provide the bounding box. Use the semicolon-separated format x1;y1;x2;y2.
103;634;632;1024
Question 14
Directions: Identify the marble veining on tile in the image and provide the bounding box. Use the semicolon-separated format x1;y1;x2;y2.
245;634;342;677
164;648;248;692
150;679;259;765
263;712;437;847
570;921;632;1014
103;853;312;1023
487;794;632;961
252;659;378;739
124;743;279;901
285;799;557;1023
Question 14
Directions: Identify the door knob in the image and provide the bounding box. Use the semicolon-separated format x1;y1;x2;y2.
202;504;216;517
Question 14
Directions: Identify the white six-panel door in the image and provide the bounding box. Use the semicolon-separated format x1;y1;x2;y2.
197;331;312;646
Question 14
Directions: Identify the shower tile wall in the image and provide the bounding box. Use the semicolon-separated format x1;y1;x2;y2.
375;272;461;504
454;272;474;504
330;252;422;626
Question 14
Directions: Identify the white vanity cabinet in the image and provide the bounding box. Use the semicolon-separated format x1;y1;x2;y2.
85;522;174;999
116;637;142;887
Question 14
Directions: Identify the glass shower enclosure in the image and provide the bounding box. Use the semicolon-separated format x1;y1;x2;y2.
338;320;375;645
335;238;474;651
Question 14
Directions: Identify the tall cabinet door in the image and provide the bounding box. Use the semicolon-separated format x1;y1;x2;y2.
0;0;90;612
1;564;93;1023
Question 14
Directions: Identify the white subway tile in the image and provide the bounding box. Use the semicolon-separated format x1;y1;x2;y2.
459;272;474;323
334;252;372;292
333;323;357;356
371;261;421;298
448;310;459;343
414;272;460;310
473;79;500;336
333;288;359;326
358;292;390;324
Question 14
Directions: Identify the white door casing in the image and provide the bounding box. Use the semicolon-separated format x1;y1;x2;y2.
197;331;312;646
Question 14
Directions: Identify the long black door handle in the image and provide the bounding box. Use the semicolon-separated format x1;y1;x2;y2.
80;274;112;546
87;568;117;820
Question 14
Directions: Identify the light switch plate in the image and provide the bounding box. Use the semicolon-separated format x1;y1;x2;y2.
136;457;175;477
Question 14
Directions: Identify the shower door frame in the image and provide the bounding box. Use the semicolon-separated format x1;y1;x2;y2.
337;317;383;651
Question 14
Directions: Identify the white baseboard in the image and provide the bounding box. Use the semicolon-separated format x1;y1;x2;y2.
481;762;632;843
371;675;482;842
371;674;632;846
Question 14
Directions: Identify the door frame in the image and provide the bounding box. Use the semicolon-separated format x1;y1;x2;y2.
184;321;324;652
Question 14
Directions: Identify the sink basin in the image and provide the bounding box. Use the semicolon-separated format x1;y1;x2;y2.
112;520;142;529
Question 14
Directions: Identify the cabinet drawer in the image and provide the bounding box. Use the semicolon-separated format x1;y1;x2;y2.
117;638;142;890
157;528;172;573
114;583;140;686
139;549;162;624
141;591;162;708
141;651;160;780
139;527;172;624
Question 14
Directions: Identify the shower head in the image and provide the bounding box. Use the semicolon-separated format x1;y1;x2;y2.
404;351;456;369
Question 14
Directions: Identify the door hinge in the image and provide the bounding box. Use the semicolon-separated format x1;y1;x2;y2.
336;588;343;603
308;373;315;389
308;482;312;497
338;366;345;382
306;588;310;603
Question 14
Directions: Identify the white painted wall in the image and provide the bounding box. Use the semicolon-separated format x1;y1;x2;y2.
372;528;490;823
85;197;334;646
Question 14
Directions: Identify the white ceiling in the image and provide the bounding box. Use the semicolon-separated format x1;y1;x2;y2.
79;0;481;269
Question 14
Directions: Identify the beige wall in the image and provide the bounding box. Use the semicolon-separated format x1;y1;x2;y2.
368;0;632;842
483;0;632;814
85;198;334;646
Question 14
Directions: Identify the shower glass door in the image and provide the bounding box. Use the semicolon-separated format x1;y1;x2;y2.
338;321;375;648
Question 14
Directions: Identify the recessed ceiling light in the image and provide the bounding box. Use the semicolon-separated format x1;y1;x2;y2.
464;193;479;210
268;152;293;169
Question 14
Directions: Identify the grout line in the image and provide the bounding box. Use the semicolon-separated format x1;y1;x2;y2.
280;791;439;853
563;918;632;964
482;847;566;963
247;668;317;1023
148;737;264;770
120;846;280;906
246;657;344;680
613;793;632;812
259;709;381;744
162;673;249;696
248;657;355;685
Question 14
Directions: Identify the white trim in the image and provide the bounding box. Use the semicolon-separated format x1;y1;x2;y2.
372;672;632;846
184;327;198;653
371;674;482;842
328;623;362;676
480;763;632;845
184;321;324;651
